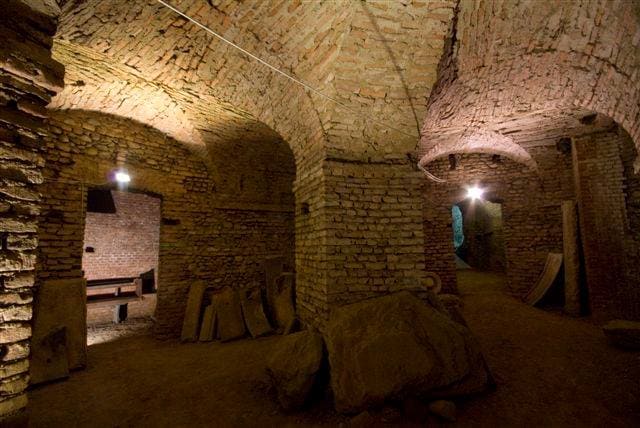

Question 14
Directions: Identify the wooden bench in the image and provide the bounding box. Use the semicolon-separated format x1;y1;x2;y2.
87;277;143;323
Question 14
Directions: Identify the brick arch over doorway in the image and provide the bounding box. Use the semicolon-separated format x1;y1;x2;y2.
38;109;296;338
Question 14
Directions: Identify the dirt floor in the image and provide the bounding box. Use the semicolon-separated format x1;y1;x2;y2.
87;317;155;346
28;271;640;427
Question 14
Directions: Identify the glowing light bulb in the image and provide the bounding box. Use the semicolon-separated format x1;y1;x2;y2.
114;171;131;184
466;186;484;201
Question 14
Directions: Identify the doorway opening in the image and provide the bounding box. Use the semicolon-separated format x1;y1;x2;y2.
453;199;508;294
453;200;506;272
83;188;161;345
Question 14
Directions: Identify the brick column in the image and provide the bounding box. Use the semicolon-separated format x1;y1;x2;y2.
572;132;633;321
295;156;428;330
0;0;64;420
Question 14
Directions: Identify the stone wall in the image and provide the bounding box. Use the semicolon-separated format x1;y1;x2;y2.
39;110;295;338
0;0;64;420
82;190;160;281
424;148;574;296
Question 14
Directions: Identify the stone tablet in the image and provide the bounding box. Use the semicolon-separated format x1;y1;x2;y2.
264;256;284;324
198;304;216;342
30;326;69;385
241;289;272;338
213;287;245;342
273;273;296;331
181;281;207;342
32;277;87;385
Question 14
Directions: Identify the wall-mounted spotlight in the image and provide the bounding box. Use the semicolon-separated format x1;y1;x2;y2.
466;186;484;201
114;170;131;184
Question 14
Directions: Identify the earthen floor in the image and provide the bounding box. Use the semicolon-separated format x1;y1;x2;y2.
28;271;640;427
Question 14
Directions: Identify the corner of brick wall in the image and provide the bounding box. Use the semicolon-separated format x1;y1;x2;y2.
0;0;64;419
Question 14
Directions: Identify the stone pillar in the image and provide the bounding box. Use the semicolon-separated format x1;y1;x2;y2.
562;200;581;316
0;0;64;420
572;133;630;321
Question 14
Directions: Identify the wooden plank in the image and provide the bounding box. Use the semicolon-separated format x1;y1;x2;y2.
181;281;207;342
562;201;581;316
524;253;563;305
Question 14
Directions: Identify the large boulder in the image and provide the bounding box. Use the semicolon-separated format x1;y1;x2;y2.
266;330;324;411
603;320;640;350
325;291;490;413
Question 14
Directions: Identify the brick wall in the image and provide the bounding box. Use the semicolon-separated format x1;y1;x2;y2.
424;148;574;296
573;130;640;321
323;159;427;309
294;157;429;330
39;110;295;338
0;0;64;419
82;191;160;281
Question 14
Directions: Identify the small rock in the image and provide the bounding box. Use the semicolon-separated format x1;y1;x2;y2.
603;320;640;350
266;330;324;411
350;411;375;427
428;400;456;422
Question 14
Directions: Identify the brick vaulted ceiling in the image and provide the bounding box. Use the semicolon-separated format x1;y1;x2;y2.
419;0;640;169
50;1;640;172
50;0;456;167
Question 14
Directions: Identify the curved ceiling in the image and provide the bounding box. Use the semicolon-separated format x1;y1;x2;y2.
419;0;640;169
51;0;456;166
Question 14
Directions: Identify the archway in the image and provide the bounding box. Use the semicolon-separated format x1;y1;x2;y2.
33;108;296;384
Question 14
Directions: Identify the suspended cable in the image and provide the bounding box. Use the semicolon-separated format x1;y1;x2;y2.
417;162;447;183
156;0;419;140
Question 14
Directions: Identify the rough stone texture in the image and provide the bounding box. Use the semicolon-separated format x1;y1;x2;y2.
29;326;68;385
39;110;295;338
82;190;160;281
325;291;490;414
0;1;63;416
602;320;640;350
266;330;324;411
